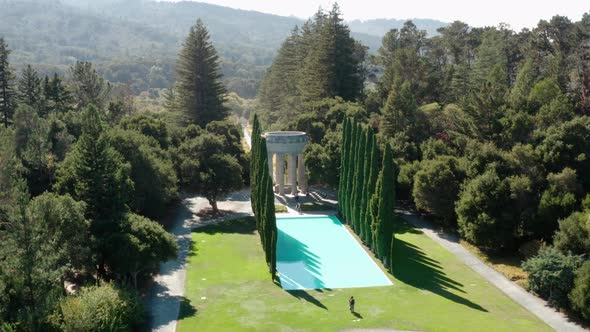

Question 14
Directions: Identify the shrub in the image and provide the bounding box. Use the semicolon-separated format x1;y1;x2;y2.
570;261;590;320
58;283;145;331
553;211;590;256
522;247;584;309
413;156;465;227
455;170;517;251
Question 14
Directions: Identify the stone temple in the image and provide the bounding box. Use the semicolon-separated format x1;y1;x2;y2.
264;131;308;195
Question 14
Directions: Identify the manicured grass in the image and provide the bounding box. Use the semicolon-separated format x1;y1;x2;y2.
177;217;551;331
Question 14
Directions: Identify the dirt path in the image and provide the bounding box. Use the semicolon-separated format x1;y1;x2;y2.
147;190;252;332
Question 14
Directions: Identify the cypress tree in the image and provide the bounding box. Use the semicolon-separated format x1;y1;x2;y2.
389;233;395;273
374;144;396;264
359;129;374;242
269;225;277;278
352;126;367;232
257;136;277;277
364;132;379;245
250;114;261;214
176;19;228;127
369;191;379;251
340;117;352;219
0;38;16;128
338;117;349;214
345;119;358;222
256;139;269;248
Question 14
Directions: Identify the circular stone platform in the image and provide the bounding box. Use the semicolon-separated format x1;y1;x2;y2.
265;131;308;154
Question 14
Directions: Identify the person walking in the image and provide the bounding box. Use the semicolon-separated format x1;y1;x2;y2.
349;296;355;312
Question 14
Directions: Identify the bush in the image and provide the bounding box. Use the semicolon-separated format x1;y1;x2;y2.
570;261;590;320
57;284;145;332
522;247;584;309
455;170;517;251
553;211;590;256
412;156;465;227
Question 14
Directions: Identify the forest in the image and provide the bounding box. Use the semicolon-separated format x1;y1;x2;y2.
0;17;249;329
0;0;445;98
257;5;590;321
1;0;590;329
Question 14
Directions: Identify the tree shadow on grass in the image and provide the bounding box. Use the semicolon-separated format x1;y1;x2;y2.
394;216;424;235
285;289;328;310
194;216;257;235
178;296;198;320
392;237;488;312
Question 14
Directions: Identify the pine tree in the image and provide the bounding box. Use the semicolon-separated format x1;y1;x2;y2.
44;73;72;114
17;65;42;113
69;61;110;111
374;144;396;264
0;38;16;128
382;80;418;138
54;105;133;276
176;19;228;127
257;5;366;124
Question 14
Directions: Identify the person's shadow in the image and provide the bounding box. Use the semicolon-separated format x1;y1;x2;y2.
351;311;363;319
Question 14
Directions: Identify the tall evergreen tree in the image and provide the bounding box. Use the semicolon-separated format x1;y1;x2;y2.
374;144;396;264
257;5;366;125
344;119;358;221
0;38;16;128
352;126;367;232
54;105;133;275
250;114;261;214
69;61;110;111
17;65;42;113
44;73;72;114
382;81;418;138
176;19;228;127
261;137;276;267
338;117;349;214
359;129;375;243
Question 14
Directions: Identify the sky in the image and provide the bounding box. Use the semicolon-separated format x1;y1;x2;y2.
162;0;589;30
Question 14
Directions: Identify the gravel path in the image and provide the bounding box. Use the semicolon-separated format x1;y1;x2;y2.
147;191;252;332
398;210;587;332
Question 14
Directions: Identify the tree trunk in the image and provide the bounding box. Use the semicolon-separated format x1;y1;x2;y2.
210;200;219;214
132;272;138;289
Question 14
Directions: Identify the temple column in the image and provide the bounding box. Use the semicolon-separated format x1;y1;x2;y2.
288;153;297;195
268;152;274;182
298;153;308;194
276;153;285;195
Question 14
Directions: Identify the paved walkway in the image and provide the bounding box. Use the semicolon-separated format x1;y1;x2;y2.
147;190;252;332
398;210;587;332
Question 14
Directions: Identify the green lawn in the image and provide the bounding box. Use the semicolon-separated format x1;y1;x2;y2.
177;217;551;331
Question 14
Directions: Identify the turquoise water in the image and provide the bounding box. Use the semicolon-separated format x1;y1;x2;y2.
276;216;393;290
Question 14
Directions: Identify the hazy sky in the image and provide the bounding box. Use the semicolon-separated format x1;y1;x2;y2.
163;0;588;30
